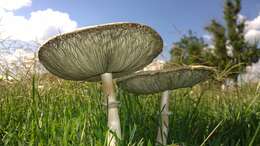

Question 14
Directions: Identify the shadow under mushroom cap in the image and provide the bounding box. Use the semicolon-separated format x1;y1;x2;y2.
38;22;163;82
117;66;215;94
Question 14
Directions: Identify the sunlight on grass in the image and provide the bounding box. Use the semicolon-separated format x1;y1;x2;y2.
0;74;259;145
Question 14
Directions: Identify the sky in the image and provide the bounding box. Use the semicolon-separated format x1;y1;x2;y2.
0;0;259;81
1;1;260;50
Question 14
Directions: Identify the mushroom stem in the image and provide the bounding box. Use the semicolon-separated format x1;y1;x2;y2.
101;73;121;146
156;90;170;145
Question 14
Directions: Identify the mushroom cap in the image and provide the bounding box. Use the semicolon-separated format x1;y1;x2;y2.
117;66;214;94
38;22;163;82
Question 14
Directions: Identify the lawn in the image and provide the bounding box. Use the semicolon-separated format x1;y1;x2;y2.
0;74;260;146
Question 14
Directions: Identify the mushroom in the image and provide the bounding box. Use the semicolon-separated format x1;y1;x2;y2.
38;22;163;145
117;65;214;145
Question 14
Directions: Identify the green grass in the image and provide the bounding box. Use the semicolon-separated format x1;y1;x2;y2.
0;74;260;146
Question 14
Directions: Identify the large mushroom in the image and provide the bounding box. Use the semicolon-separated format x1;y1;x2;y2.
117;65;214;145
38;22;163;145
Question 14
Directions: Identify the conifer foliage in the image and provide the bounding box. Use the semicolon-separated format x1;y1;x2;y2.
170;0;260;81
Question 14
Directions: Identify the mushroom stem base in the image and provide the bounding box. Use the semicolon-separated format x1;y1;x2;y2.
156;90;170;145
101;73;121;146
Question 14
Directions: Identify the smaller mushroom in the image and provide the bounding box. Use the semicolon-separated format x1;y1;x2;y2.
117;65;214;145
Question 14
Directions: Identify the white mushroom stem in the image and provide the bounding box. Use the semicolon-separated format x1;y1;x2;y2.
156;90;170;145
101;73;121;146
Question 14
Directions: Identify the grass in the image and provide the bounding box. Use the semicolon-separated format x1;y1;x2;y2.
0;74;260;146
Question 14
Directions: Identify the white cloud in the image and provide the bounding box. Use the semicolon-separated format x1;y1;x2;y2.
245;29;260;44
203;34;212;42
238;14;246;23
240;60;260;83
0;48;36;74
0;2;78;75
0;0;31;11
0;8;77;42
0;48;34;64
245;14;260;30
245;14;260;44
243;14;260;82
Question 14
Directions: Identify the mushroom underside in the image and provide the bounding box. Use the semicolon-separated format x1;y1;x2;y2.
117;66;214;94
39;22;163;82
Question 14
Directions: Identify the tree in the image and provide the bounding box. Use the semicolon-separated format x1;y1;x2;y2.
170;30;208;65
205;20;229;71
205;0;259;81
170;0;260;82
224;0;244;62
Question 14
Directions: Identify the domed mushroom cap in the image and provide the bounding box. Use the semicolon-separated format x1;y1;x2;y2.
38;22;163;82
117;66;214;94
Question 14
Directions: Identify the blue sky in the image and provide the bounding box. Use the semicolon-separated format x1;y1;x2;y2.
16;0;260;42
0;0;260;59
11;0;260;59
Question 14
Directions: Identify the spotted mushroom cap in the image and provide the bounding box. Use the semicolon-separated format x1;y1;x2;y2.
117;65;215;94
38;22;163;82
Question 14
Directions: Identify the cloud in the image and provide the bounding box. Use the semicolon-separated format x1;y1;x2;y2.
0;1;78;75
245;29;260;44
0;0;31;11
240;60;260;83
202;34;212;42
0;8;77;42
0;48;35;74
245;14;260;44
238;14;246;23
0;48;34;64
242;13;260;83
246;14;260;30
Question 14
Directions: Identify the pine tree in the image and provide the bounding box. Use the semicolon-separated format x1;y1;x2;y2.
170;0;259;81
224;0;244;61
224;0;246;79
205;20;229;71
205;0;259;81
